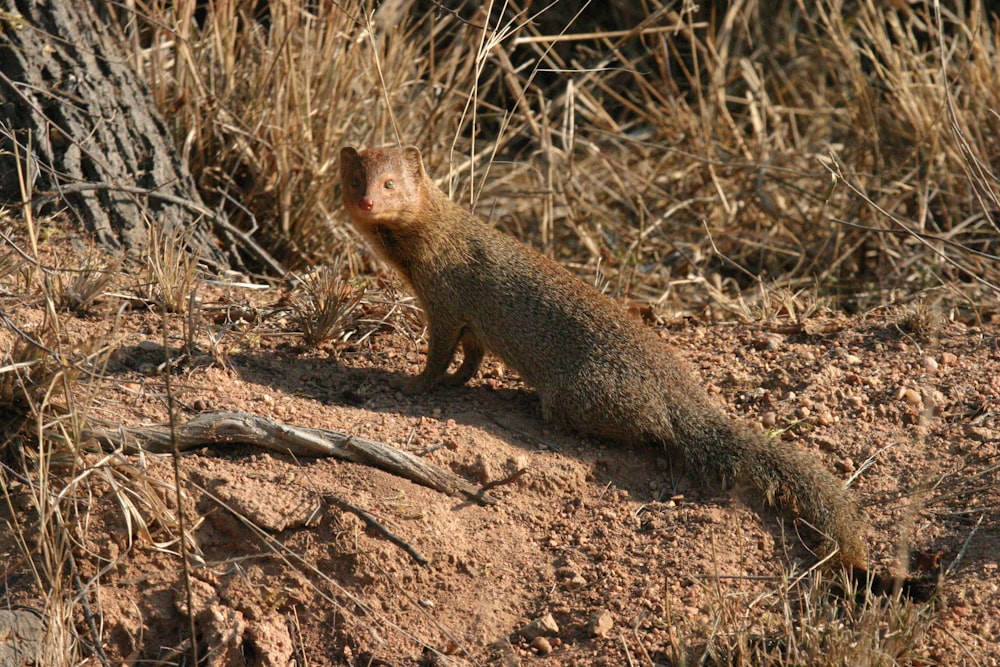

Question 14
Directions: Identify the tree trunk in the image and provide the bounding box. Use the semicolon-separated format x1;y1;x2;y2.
0;0;229;268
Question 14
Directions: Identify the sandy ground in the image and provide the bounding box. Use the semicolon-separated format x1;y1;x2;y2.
1;261;998;666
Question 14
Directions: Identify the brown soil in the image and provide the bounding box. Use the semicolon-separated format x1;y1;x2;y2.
1;246;998;666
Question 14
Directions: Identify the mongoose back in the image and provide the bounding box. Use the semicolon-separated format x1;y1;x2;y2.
340;145;895;588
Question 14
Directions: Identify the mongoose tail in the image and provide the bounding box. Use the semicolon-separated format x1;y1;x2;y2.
676;411;868;569
340;145;933;599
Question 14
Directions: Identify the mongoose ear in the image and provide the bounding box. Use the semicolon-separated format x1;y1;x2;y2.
340;146;361;165
402;145;425;179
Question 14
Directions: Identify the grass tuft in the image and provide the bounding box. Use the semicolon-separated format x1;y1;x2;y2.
140;220;202;313
291;261;365;348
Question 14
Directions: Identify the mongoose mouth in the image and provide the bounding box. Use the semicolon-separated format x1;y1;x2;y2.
347;204;397;226
346;198;374;216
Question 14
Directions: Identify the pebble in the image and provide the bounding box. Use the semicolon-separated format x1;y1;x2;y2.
587;609;614;637
901;388;922;405
940;352;958;365
530;637;552;655
920;356;938;371
816;411;834;426
835;457;855;473
138;340;161;352
813;435;840;451
0;608;44;666
755;335;782;351
761;412;777;428
843;353;862;365
517;613;559;640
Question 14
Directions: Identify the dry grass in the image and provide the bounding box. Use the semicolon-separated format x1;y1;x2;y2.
657;569;934;667
119;0;998;313
3;0;999;664
140;221;203;313
290;260;366;347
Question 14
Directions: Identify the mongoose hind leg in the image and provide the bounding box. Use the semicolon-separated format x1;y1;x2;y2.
439;332;484;387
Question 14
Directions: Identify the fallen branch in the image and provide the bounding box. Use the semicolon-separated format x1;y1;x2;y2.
325;493;429;566
84;411;496;506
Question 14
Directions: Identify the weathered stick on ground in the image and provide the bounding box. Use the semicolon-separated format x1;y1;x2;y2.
84;411;496;505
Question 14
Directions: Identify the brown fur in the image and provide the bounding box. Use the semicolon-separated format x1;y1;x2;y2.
340;145;875;579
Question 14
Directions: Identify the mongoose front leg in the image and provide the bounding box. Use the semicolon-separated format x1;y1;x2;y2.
392;319;468;394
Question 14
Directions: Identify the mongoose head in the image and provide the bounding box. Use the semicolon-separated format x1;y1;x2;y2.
340;146;426;226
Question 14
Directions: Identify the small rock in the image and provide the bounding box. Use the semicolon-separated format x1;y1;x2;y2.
940;352;958;366
108;347;130;365
138;340;161;352
0;608;44;667
920;356;938;371
843;353;862;365
755;335;782;351
517;613;559;641
816;411;834;426
530;637;552;655
761;412;777;428
812;435;840;451
797;406;811;418
901;388;922;405
835;457;855;473
587;609;614;637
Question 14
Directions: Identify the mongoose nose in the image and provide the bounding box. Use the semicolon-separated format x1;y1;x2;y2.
359;198;374;212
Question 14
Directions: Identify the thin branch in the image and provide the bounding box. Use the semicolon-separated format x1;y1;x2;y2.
325;493;429;566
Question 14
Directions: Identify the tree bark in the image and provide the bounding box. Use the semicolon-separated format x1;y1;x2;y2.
0;0;229;267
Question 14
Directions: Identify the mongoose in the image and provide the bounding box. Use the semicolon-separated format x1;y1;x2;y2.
340;145;910;592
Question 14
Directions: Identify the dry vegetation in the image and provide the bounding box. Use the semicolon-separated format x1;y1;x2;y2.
2;0;999;665
125;0;999;308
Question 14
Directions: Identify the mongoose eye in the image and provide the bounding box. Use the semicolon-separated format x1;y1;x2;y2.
384;179;395;190
351;177;363;189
